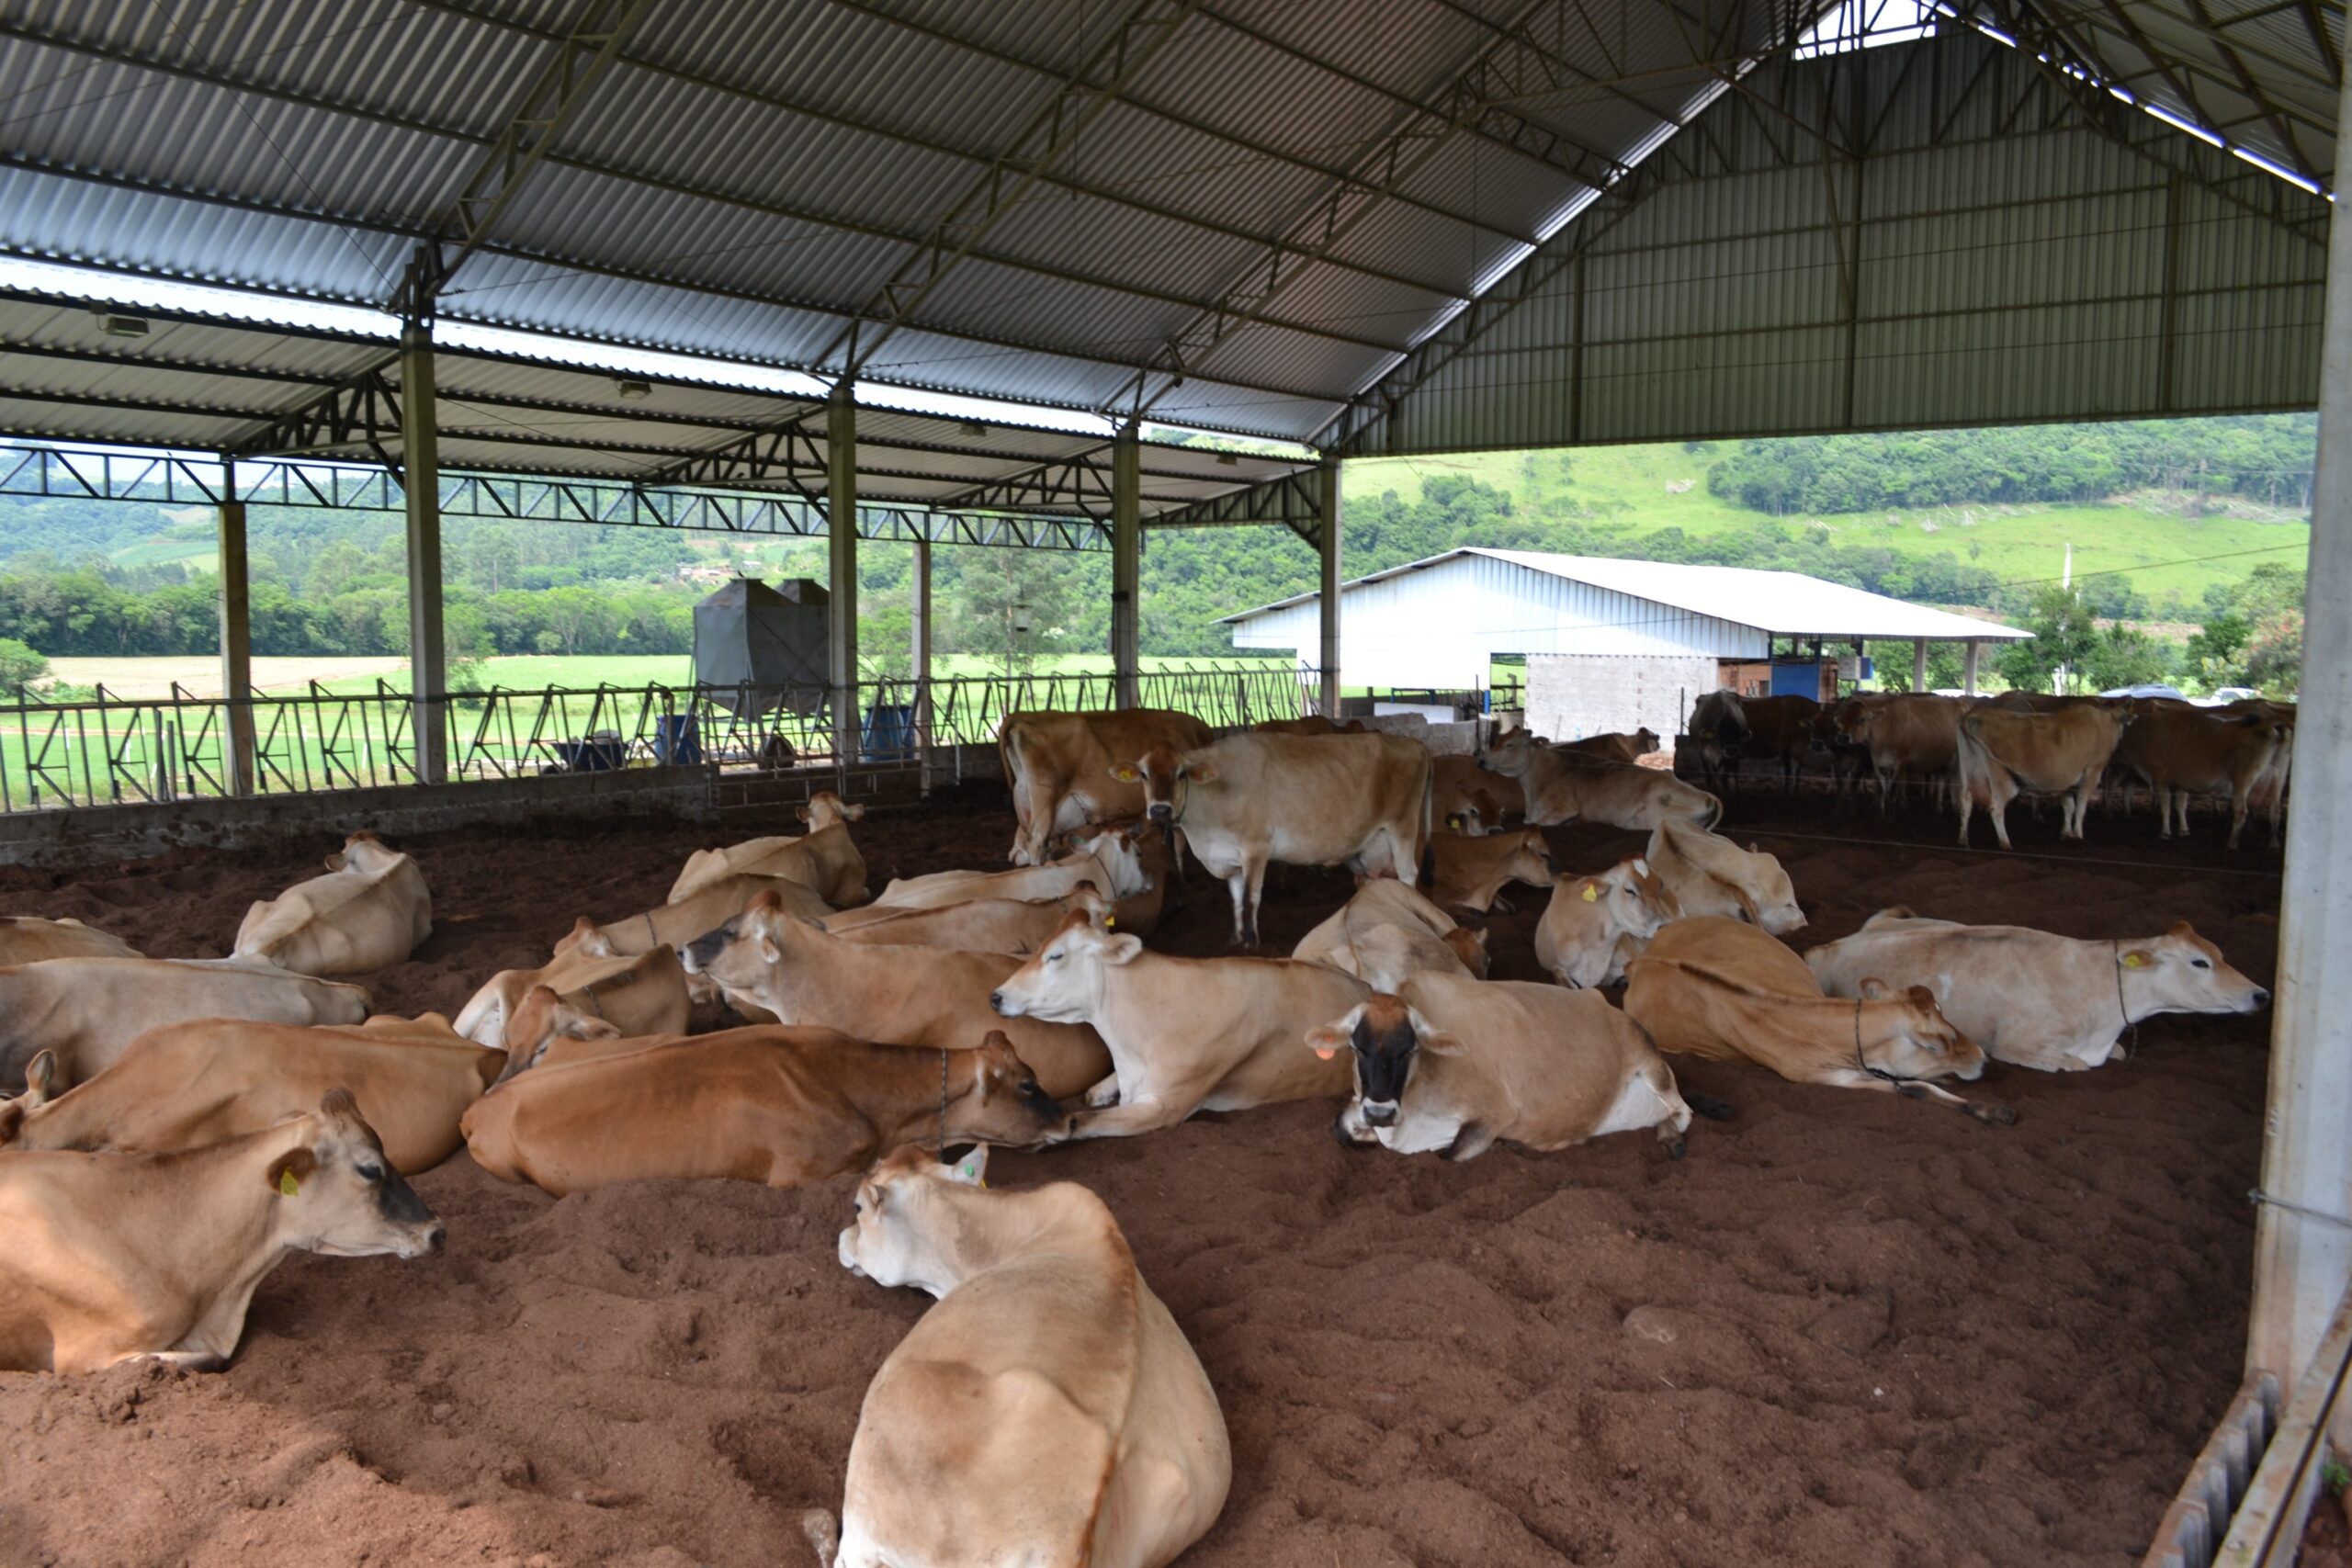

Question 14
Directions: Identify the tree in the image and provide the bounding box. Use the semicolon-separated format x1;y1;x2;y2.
2182;611;2251;691
2081;626;2168;692
0;637;49;692
1995;584;2100;693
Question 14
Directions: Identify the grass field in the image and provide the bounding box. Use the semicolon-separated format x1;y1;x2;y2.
1351;443;2311;610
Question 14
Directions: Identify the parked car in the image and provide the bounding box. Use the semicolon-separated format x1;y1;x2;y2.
2100;682;2188;702
2197;685;2264;706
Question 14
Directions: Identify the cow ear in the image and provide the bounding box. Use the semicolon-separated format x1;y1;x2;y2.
1186;760;1218;784
1905;985;1938;1010
2166;920;2195;939
842;801;866;821
1408;1010;1464;1055
24;1048;53;1106
1109;764;1140;783
0;1100;20;1146
1857;976;1892;999
1100;932;1145;965
2119;948;2154;970
1445;814;1464;831
794;804;813;823
322;852;347;873
266;1145;318;1195
944;1145;989;1186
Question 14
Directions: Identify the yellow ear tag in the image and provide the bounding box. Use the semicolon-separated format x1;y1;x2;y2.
1581;884;1600;903
2122;953;2147;968
1103;916;1115;929
277;1170;300;1197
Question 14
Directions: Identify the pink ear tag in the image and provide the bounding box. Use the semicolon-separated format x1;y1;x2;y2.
1313;1045;1339;1061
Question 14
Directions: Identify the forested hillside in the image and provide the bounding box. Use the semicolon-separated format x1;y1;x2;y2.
0;413;2312;680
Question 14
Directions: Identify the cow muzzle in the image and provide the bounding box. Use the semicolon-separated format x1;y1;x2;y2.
1146;802;1173;824
1361;1099;1398;1127
989;989;1011;1015
402;1222;447;1259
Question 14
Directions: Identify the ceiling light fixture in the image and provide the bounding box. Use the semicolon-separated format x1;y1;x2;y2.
615;378;651;400
92;309;149;338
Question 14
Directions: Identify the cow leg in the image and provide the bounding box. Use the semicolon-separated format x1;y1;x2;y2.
1441;1122;1496;1161
1877;761;1897;818
1080;1071;1123;1109
2228;791;2250;852
1241;856;1270;949
1954;773;1974;846
1221;870;1250;947
1331;1099;1379;1149
1066;1094;1201;1140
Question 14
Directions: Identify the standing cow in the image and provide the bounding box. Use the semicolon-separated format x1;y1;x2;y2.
1000;709;1212;866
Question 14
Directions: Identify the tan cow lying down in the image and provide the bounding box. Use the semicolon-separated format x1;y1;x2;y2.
1000;707;1215;866
1624;916;2011;1123
0;917;140;966
1533;856;1679;989
668;792;869;907
1253;714;1366;736
1125;730;1431;947
873;826;1152;912
1293;879;1489;986
454;925;691;1066
822;885;1112;954
1479;731;1721;831
1311;978;1709;1160
683;892;1111;1098
461;1029;1069;1197
990;915;1370;1138
1804;909;2268;1071
0;957;370;1092
1956;702;2129;848
562;874;833;961
0;1014;501;1172
1555;728;1660;764
0;1090;443;1373
1645;819;1804;934
813;1148;1228;1568
233;832;431;976
1427;827;1554;914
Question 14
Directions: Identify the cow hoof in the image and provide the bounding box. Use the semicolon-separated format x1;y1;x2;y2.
1973;1103;2018;1126
1329;1112;1376;1150
1666;1138;1687;1161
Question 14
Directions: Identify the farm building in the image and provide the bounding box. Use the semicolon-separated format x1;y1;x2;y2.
0;0;2344;1562
1222;547;2030;738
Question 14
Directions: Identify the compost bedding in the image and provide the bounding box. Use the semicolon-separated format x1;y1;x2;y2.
0;784;2282;1567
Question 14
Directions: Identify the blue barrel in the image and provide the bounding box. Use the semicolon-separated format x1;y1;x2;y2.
862;704;915;761
655;713;702;764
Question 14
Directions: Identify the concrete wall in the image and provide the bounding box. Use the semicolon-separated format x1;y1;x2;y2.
1526;653;1717;743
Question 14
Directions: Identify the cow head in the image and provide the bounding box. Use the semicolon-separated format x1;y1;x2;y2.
949;1032;1073;1148
325;830;396;874
681;889;813;997
797;792;866;831
497;983;624;1081
1739;847;1805;935
1501;828;1557;889
989;913;1140;1024
1632;728;1662;757
1068;823;1154;899
1110;743;1214;827
2117;922;2269;1019
836;1144;992;1298
1060;880;1115;931
1547;857;1679;988
1693;690;1747;748
0;1048;54;1145
1478;730;1538;778
1305;994;1455;1129
1855;980;1987;1082
269;1090;444;1259
1830;696;1882;746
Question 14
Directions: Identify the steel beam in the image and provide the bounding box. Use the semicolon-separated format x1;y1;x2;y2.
401;324;448;784
1317;458;1342;719
912;536;933;792
217;472;254;796
827;384;860;764
1112;424;1142;709
1145;469;1321;545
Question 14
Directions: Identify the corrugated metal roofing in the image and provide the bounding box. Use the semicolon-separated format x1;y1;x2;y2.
1223;547;2033;642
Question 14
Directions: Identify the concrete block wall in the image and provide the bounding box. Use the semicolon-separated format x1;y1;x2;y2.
1526;654;1716;744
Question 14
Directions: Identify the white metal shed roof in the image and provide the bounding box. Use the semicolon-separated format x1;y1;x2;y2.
1222;547;2032;642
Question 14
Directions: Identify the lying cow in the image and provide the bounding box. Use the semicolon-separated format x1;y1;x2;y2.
1532;856;1679;989
0;917;140;966
822;885;1112;954
1624;916;2010;1122
1956;701;2130;848
0;1090;442;1372
684;892;1111;1098
990;914;1370;1137
1426;827;1554;914
1555;728;1661;765
2112;705;2291;850
560;874;832;962
1479;731;1721;831
0;957;370;1092
461;1029;1069;1197
1310;978;1708;1161
1001;707;1214;865
0;1014;501;1172
1804;909;2268;1071
812;1147;1229;1568
454;924;690;1066
1644;819;1804;933
1122;730;1431;947
233;831;431;975
873;825;1151;913
1253;714;1366;736
1293;879;1489;985
668;791;869;907
1430;754;1514;835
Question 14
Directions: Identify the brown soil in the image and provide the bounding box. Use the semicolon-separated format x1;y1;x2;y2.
0;783;2282;1567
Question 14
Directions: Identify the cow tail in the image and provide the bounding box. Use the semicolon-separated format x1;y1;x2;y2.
798;1510;841;1566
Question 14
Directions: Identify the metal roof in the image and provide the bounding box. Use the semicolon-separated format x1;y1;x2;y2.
1222;547;2034;640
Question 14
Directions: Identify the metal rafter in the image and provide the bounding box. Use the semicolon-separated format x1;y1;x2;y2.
1144;468;1321;545
393;0;656;321
820;0;1201;377
944;446;1122;516
227;355;404;468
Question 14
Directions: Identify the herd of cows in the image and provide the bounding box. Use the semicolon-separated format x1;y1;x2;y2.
0;694;2287;1566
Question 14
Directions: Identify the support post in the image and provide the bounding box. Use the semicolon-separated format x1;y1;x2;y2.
1962;640;1981;695
911;536;933;793
400;322;447;784
1111;423;1142;709
827;383;859;765
216;465;254;795
2246;56;2352;1404
1317;458;1341;719
1912;637;1928;694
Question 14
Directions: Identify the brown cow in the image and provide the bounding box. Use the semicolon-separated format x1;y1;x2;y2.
1956;701;2131;848
0;1091;442;1372
874;824;1153;912
234;832;432;976
1532;856;1679;989
1479;731;1720;830
1292;879;1489;987
682;892;1111;1098
1555;729;1662;765
0;1014;501;1172
454;926;690;1066
1624;916;2009;1122
2112;704;2291;849
1253;715;1367;736
1831;694;1963;814
0;918;140;966
668;791;869;907
459;1028;1069;1196
1431;753;1515;834
1426;827;1554;914
1000;708;1214;866
822;885;1113;953
1690;693;1817;794
0;958;370;1092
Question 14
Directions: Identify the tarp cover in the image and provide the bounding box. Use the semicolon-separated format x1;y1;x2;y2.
693;578;829;716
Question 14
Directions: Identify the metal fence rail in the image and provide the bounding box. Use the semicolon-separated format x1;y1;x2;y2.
0;664;1321;815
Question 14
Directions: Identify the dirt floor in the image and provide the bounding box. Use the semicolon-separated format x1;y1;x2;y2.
0;780;2287;1567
